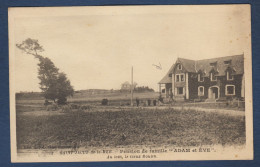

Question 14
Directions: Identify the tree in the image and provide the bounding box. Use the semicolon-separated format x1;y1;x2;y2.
16;38;74;104
37;56;59;102
56;73;74;104
134;86;154;92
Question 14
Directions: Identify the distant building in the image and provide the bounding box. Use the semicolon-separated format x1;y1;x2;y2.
158;54;245;101
121;81;137;91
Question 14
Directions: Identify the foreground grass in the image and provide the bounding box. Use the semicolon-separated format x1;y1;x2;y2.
16;107;245;149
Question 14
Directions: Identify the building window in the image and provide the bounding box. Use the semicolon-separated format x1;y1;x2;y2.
210;73;217;81
176;75;179;82
180;74;184;82
225;85;235;95
224;60;232;65
227;71;233;80
198;73;204;82
168;73;172;77
162;89;165;93
175;74;185;82
198;86;204;96
177;87;184;95
177;64;182;70
210;62;217;67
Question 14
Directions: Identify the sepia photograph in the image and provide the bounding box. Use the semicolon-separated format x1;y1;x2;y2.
8;5;253;162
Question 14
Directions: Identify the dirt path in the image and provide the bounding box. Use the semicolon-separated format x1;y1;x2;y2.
110;105;245;116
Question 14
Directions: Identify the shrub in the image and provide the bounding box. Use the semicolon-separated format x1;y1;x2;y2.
46;104;59;111
76;107;84;113
70;104;80;109
57;96;67;105
101;99;108;105
61;105;72;112
44;100;52;106
80;105;91;110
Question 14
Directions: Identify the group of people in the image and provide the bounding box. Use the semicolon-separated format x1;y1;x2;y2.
135;98;157;107
135;93;171;107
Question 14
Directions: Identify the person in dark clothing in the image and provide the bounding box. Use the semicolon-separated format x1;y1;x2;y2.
147;99;151;106
169;91;174;102
158;94;163;105
153;99;157;106
136;98;140;107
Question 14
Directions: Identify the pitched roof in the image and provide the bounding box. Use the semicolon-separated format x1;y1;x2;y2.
158;63;174;84
177;58;196;73
158;54;244;84
196;54;244;76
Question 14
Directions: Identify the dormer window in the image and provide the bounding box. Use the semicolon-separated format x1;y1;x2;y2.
210;62;217;67
227;71;233;80
224;60;232;65
177;64;182;70
198;73;204;82
210;73;217;81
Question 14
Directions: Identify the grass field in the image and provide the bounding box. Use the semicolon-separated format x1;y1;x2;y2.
16;99;245;150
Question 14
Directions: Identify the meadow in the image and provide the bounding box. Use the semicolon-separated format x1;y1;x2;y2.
16;93;245;150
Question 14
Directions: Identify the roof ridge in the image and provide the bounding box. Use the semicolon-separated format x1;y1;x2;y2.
195;54;244;62
177;54;244;62
178;57;195;61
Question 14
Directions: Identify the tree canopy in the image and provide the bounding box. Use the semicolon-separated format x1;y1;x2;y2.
16;38;74;104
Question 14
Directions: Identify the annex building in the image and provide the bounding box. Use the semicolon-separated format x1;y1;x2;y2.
158;54;245;101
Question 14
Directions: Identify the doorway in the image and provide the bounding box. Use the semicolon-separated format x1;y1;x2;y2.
208;86;219;99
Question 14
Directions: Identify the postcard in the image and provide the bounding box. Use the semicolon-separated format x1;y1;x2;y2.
9;5;253;162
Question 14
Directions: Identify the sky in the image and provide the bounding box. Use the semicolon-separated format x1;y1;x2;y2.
9;5;251;92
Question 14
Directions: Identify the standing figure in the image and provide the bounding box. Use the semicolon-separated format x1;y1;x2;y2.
136;98;140;107
158;94;163;105
169;91;174;102
147;99;151;106
153;99;157;106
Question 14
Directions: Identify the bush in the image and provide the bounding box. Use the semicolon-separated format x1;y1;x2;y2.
46;104;59;111
77;108;84;113
44;100;52;106
57;96;67;105
80;105;91;110
61;105;72;112
101;99;108;105
70;104;80;109
134;86;154;92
